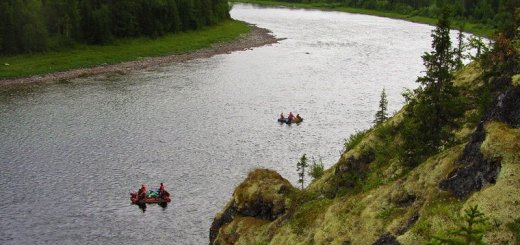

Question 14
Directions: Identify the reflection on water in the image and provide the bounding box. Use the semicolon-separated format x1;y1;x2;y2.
135;203;168;213
0;3;434;244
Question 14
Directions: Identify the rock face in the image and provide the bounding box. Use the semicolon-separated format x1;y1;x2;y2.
439;122;502;198
372;233;401;245
440;87;520;198
209;169;295;244
334;150;375;188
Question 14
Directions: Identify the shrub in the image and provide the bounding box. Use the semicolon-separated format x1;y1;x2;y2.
308;156;325;180
344;129;369;152
506;218;520;244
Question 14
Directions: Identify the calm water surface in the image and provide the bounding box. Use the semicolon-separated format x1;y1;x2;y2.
0;4;435;244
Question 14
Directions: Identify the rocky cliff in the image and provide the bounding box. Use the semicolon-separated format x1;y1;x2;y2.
210;63;520;244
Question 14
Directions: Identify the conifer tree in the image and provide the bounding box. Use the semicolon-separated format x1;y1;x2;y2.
374;88;389;125
455;24;465;69
429;205;489;244
401;7;465;166
296;154;308;190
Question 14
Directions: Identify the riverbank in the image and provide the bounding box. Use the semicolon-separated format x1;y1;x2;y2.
232;0;495;37
0;20;279;86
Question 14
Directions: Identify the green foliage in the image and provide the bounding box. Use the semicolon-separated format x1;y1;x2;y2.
429;205;489;244
373;123;398;163
0;0;231;54
308;156;324;180
0;20;249;79
289;199;332;235
400;7;466;167
0;0;48;54
455;25;466;70
235;0;500;36
344;129;369;152
296;154;308;190
506;218;520;244
466;36;489;60
373;88;389;125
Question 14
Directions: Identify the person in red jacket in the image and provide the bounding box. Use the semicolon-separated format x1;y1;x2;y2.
158;183;170;198
287;112;294;122
138;184;147;200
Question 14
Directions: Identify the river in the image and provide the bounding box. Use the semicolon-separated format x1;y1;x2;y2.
0;4;435;244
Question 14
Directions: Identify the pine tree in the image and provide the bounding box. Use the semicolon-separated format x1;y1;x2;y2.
455;24;465;69
401;7;465;166
374;88;389;125
429;205;489;244
296;154;308;190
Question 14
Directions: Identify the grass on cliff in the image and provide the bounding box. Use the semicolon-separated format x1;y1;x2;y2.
0;20;250;79
232;0;495;37
214;63;520;244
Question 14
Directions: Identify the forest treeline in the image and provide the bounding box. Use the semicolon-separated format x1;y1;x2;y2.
0;0;230;55
255;0;517;32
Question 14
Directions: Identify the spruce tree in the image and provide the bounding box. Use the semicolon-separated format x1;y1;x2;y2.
401;7;465;166
429;205;489;244
296;154;308;190
455;24;465;69
374;88;389;125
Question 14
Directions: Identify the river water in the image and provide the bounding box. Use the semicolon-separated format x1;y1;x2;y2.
0;4;436;244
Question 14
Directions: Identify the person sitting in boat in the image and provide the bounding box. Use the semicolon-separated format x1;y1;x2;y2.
296;114;302;120
138;184;147;200
158;183;170;198
279;112;285;120
288;112;294;122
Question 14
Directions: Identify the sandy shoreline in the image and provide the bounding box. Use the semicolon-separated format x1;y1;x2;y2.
0;25;281;87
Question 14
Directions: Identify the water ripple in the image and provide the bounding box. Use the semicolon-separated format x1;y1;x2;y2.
0;3;436;244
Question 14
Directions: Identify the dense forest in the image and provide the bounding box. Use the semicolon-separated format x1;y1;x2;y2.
255;0;517;32
0;0;230;55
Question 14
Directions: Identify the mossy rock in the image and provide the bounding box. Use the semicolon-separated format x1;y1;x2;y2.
233;168;297;220
211;169;297;244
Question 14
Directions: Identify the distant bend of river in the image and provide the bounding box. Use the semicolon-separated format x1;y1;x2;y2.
0;3;436;244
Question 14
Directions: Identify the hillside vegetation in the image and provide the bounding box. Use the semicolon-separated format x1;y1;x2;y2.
0;20;250;79
0;0;230;55
234;0;518;37
210;7;520;245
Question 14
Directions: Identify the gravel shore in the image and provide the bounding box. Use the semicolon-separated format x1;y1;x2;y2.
0;25;280;86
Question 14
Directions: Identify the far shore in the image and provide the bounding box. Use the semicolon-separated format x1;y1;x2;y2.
0;25;280;87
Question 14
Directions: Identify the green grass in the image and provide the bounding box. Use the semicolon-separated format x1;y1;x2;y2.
289;198;332;235
0;20;250;79
232;0;495;37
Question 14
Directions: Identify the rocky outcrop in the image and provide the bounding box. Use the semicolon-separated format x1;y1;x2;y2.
439;122;501;198
440;86;520;198
209;169;296;244
209;201;237;244
372;233;401;245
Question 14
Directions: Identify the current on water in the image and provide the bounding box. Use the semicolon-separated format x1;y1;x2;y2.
0;3;434;244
